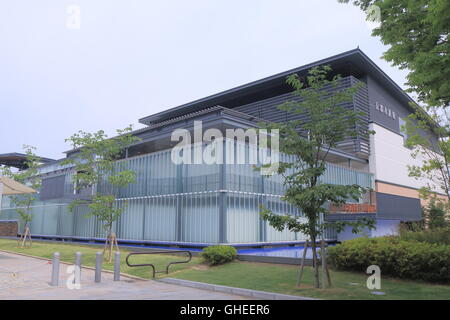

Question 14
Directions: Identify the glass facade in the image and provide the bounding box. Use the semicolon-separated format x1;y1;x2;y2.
0;139;374;244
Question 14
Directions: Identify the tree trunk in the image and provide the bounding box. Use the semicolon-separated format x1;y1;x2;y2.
296;240;309;287
325;254;332;287
103;224;119;263
109;232;114;262
102;231;109;256
311;234;320;288
320;240;329;288
19;223;31;248
103;226;112;261
18;223;25;247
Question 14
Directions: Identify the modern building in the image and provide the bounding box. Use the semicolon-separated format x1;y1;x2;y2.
0;48;437;246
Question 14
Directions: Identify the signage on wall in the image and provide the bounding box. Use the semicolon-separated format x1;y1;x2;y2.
375;101;396;120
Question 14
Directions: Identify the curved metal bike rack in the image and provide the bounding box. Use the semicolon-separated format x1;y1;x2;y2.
125;250;192;279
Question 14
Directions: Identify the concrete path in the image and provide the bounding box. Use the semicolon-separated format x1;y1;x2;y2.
0;251;249;300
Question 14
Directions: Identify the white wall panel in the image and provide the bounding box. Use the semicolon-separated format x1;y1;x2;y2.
369;123;441;191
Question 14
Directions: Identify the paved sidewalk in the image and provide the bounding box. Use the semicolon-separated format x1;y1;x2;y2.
0;251;249;300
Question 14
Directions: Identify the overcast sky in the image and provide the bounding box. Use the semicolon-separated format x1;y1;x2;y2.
0;0;410;160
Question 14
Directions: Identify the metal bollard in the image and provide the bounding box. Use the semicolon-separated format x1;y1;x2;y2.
114;252;120;281
95;252;103;283
50;252;60;286
74;251;82;284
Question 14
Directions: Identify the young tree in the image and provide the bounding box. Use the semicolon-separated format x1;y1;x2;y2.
423;198;448;229
339;0;450;109
259;66;375;288
1;145;41;248
403;109;450;213
339;0;450;217
62;126;140;262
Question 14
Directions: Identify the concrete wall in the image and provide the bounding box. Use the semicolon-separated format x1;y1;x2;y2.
371;219;400;237
337;225;372;242
337;219;400;241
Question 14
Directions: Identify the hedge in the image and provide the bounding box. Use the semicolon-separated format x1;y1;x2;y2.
201;245;237;265
399;227;450;245
328;237;450;283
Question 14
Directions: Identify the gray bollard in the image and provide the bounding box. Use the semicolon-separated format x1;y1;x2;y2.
95;252;103;283
50;252;60;286
74;251;82;284
114;252;120;281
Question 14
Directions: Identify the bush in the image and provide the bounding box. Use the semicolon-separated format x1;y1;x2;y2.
400;220;425;232
201;245;237;265
399;227;450;245
424;201;449;230
328;237;450;283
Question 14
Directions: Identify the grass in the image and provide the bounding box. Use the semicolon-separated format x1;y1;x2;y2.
0;238;199;279
1;238;449;299
170;261;450;300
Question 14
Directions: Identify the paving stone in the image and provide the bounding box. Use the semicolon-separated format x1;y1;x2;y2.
0;251;249;300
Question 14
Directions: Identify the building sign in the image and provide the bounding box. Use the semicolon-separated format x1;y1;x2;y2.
375;101;396;119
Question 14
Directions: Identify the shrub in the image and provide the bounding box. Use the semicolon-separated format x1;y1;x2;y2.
328;237;450;283
399;227;450;245
400;220;425;232
201;245;237;265
424;200;449;230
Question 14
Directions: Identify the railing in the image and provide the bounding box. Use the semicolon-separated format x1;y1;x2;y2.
125;250;192;279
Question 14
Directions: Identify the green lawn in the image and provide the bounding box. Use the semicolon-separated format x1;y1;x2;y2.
0;238;199;279
1;238;449;299
170;261;450;300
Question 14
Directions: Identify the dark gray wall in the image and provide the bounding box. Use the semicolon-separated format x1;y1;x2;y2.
40;175;66;201
366;75;440;150
233;76;370;156
366;75;410;133
376;192;422;221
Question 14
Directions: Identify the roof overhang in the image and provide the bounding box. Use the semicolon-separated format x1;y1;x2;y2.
0;153;55;170
127;106;366;163
139;48;420;126
0;176;36;195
